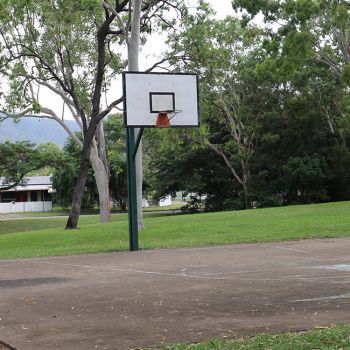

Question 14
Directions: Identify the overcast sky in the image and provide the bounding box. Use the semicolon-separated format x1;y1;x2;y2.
206;0;234;18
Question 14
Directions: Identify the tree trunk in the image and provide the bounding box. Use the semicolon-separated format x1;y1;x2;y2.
65;131;94;229
241;163;250;209
91;121;111;223
127;0;144;229
90;144;111;223
242;181;249;209
135;139;144;229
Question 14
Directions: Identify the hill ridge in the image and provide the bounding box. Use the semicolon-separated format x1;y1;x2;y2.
0;117;79;147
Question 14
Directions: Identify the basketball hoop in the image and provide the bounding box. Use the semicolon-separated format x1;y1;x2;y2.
155;110;181;128
156;112;170;128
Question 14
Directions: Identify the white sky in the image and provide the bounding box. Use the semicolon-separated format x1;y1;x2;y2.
205;0;235;19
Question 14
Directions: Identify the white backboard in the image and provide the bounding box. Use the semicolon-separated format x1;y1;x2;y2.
123;72;199;127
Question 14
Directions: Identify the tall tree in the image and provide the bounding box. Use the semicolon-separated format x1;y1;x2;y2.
0;0;184;229
145;1;350;209
232;0;350;143
51;135;99;209
52;115;128;210
0;1;124;227
102;0;186;229
166;7;266;208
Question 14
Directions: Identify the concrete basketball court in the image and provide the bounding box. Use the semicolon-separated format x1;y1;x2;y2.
1;238;350;350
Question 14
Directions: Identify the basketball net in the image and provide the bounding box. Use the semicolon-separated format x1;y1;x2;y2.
156;112;170;128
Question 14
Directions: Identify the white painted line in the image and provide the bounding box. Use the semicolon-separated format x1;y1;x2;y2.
273;246;310;253
282;275;350;281
291;293;350;303
320;264;350;272
34;261;227;281
202;269;277;276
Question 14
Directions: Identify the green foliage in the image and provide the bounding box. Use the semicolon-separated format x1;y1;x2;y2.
180;197;205;214
145;0;350;211
104;114;128;210
0;0;124;114
144;128;236;211
325;144;350;200
0;141;61;188
341;63;350;85
162;7;271;209
51;115;127;209
51;134;98;208
282;155;329;204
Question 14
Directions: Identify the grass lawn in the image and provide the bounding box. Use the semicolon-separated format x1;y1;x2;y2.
18;201;184;217
1;201;350;259
145;325;350;349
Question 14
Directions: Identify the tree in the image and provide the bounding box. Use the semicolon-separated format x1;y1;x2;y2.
51;136;98;209
52;115;128;210
104;114;128;211
231;0;350;205
144;128;236;211
165;7;267;208
232;0;350;144
0;141;61;189
0;0;185;229
151;1;350;209
0;0;123;227
103;0;186;229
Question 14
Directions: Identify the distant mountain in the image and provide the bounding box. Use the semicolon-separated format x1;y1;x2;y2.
0;117;80;147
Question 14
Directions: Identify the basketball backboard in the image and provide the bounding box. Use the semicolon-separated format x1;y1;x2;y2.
123;72;199;127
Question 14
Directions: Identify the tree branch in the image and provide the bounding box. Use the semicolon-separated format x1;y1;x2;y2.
206;140;244;186
98;96;124;121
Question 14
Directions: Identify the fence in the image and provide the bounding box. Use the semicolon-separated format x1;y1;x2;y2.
0;201;52;214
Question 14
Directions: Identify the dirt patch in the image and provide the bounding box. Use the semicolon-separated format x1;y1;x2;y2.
0;214;22;220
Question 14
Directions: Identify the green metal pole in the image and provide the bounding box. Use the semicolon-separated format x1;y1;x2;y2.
126;127;138;251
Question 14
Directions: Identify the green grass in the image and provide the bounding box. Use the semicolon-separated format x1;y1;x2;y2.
146;325;350;349
18;202;183;217
18;207;118;217
1;201;350;259
143;201;185;211
0;215;103;234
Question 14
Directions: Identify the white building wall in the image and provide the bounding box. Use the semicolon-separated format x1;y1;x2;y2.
0;201;52;213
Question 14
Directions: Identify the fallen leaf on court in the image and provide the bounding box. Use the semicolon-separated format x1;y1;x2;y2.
25;298;36;304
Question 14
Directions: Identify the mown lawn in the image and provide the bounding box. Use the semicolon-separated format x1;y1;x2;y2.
1;201;350;259
18;201;184;217
146;325;350;350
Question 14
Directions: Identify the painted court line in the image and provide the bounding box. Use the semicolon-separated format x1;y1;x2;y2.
34;260;227;281
272;246;310;254
291;293;350;303
320;264;350;272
